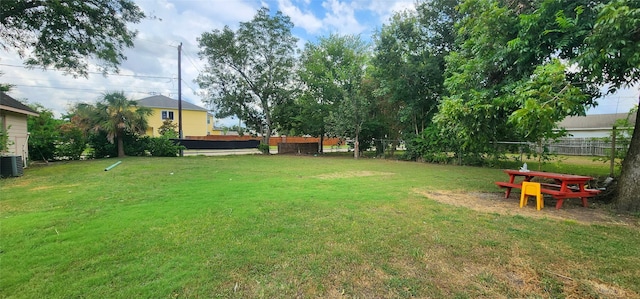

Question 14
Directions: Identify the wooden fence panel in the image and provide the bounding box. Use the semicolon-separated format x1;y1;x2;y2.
278;143;319;155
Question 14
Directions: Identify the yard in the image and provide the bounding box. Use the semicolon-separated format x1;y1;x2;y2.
1;155;639;298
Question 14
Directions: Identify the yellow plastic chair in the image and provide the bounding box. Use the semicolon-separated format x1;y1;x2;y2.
520;182;543;210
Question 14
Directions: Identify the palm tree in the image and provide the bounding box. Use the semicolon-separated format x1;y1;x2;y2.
74;91;151;157
99;92;152;157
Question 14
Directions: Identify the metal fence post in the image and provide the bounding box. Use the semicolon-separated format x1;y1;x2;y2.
610;126;616;177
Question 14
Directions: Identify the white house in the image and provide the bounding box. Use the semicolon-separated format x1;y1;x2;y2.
558;113;636;138
1;92;39;166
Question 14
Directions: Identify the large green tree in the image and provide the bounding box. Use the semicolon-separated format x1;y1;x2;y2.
297;34;361;153
315;34;369;159
436;0;522;160
437;0;599;162
372;11;443;136
0;0;144;76
371;0;460;138
579;0;640;212
197;7;298;151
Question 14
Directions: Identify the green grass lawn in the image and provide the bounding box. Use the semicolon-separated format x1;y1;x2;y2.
1;155;639;298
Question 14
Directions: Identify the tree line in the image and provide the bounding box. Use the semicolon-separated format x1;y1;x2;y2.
196;2;639;211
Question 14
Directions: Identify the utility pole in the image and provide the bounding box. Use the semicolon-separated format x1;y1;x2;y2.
178;42;183;157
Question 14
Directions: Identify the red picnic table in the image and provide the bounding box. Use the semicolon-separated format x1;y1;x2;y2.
495;169;601;209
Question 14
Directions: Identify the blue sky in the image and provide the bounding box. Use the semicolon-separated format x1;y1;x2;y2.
1;0;637;127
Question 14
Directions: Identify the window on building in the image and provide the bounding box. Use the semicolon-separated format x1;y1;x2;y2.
161;110;174;120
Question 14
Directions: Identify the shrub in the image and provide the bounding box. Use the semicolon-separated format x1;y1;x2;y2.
148;137;183;157
0;125;12;154
403;125;456;163
257;143;270;154
56;123;86;160
87;131;147;158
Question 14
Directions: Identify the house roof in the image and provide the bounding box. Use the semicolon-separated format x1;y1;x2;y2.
558;113;636;130
136;95;208;111
0;92;39;116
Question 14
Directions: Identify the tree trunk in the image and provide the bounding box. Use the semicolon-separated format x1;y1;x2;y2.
263;126;271;154
319;135;324;154
263;104;272;154
615;104;640;213
354;133;360;159
117;134;125;157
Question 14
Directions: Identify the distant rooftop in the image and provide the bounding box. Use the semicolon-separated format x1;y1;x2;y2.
558;113;636;129
136;95;207;111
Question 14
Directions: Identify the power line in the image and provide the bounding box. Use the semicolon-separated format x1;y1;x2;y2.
181;78;200;96
0;63;176;80
1;75;173;88
9;83;161;95
134;36;179;49
4;73;178;93
183;50;204;73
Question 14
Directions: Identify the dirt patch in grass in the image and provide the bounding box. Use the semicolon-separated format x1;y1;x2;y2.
4;178;33;188
414;189;639;227
30;183;80;191
314;171;395;180
586;280;634;298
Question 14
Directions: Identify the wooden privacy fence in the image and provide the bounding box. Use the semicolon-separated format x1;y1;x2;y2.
186;135;344;147
277;143;319;155
174;139;259;150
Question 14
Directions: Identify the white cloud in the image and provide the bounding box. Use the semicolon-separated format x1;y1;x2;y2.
278;0;323;34
368;0;416;24
321;0;366;35
366;0;415;15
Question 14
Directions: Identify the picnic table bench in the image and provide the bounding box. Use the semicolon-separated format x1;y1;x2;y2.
495;169;600;209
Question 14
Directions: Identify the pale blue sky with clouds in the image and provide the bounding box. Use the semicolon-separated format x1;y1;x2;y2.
1;0;637;127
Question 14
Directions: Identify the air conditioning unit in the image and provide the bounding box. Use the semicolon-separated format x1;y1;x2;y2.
0;156;24;178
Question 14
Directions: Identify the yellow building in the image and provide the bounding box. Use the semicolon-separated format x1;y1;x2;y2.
207;112;216;135
136;95;213;137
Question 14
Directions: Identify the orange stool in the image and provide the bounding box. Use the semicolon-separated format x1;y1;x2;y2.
520;182;543;210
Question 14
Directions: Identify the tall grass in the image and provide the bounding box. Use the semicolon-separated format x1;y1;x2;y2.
1;155;638;298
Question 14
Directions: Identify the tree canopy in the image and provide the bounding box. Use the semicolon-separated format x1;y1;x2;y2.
372;11;445;136
296;34;365;153
435;0;600;161
579;0;640;91
0;0;145;76
307;34;370;158
197;7;298;151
